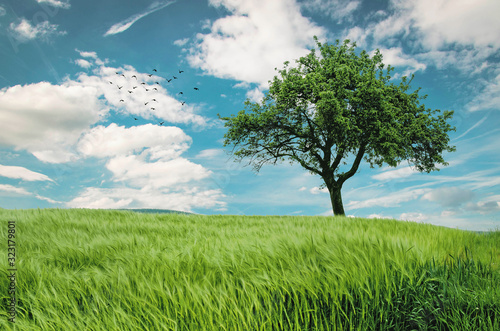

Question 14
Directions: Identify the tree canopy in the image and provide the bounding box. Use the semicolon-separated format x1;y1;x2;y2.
220;37;456;216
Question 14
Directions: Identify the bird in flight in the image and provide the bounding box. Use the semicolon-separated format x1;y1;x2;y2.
145;88;150;92
173;76;177;79
166;79;172;83
151;107;155;110
179;70;184;73
141;82;146;85
153;69;157;72
128;90;133;93
194;87;199;90
119;99;124;102
159;121;164;125
181;101;185;105
118;86;123;89
133;86;138;89
152;99;157;102
148;74;153;77
153;88;158;91
132;116;138;120
155;82;160;85
109;81;113;84
145;102;149;105
132;75;137;79
178;92;183;95
121;74;126;78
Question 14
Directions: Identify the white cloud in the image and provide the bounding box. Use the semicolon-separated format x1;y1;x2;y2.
0;81;104;163
402;0;500;49
75;59;92;69
347;188;429;209
195;149;224;159
376;47;426;77
310;186;328;195
77;50;98;59
0;165;53;182
368;214;393;219
399;212;428;223
36;0;70;9
67;186;226;212
9;18;66;43
104;0;177;36
188;0;326;87
0;184;31;196
422;186;474;208
78;123;191;160
0;6;6;16
246;87;265;103
466;73;500;112
372;165;418;181
300;0;361;23
174;38;189;47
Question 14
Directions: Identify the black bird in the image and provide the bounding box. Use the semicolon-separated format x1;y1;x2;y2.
151;107;155;110
145;102;149;105
121;74;126;78
152;99;157;102
173;76;177;79
178;92;183;95
194;87;199;90
145;88;150;92
118;86;123;89
115;72;120;75
141;82;146;85
109;81;113;84
166;79;172;83
155;82;160;84
181;101;185;105
159;121;164;125
153;69;157;72
132;117;138;120
179;70;184;73
153;88;158;91
148;74;153;77
132;75;137;79
119;99;124;102
133;86;138;89
128;90;133;93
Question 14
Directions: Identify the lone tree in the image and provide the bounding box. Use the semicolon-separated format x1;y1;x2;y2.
219;38;456;216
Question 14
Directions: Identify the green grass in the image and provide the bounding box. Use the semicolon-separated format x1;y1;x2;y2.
0;208;499;330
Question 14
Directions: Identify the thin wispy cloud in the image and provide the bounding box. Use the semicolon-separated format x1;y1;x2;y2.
104;0;176;36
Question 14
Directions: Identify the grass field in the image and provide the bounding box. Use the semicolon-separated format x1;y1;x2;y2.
0;208;499;330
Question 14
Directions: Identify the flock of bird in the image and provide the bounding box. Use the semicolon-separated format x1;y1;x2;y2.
107;68;199;125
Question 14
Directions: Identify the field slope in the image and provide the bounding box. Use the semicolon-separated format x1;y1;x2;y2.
0;208;499;330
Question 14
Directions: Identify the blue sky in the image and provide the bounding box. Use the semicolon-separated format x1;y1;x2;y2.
0;0;499;231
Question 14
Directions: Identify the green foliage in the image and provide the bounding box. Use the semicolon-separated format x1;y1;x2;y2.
220;37;456;215
0;209;499;330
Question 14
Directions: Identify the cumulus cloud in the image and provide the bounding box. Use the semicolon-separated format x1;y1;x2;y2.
9;18;66;43
74;59;92;69
188;0;326;87
67;186;226;211
0;165;53;182
0;81;104;163
195;149;224;159
376;47;426;77
300;0;361;23
104;0;177;36
78;123;191;160
421;187;474;208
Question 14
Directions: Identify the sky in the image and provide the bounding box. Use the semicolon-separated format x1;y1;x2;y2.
0;0;499;231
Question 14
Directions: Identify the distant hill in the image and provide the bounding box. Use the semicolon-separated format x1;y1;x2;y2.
118;208;194;215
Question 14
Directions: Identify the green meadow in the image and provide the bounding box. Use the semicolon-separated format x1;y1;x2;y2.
0;208;499;330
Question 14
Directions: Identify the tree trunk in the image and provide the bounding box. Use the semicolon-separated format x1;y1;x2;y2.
329;184;345;216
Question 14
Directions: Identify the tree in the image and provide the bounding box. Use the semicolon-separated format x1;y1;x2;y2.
219;37;456;216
